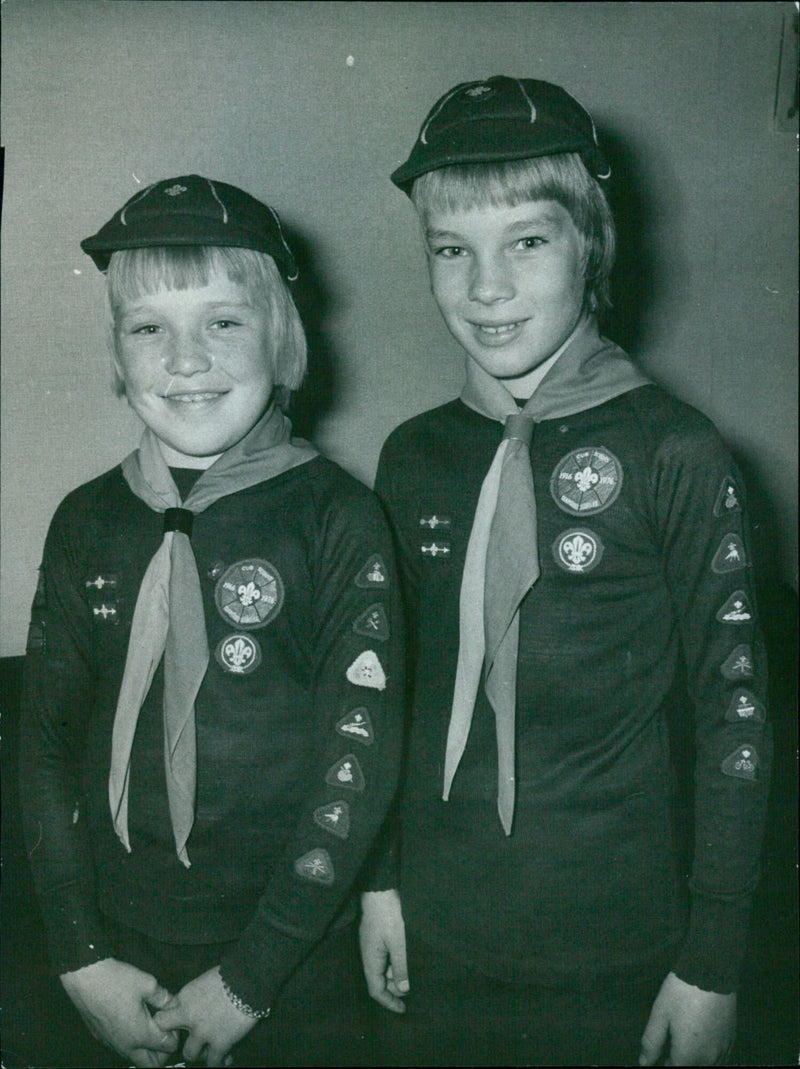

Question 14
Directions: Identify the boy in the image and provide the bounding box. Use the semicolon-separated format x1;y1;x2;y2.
360;78;771;1066
20;175;403;1068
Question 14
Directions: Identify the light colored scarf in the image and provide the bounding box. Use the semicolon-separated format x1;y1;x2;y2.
446;315;650;834
109;404;317;866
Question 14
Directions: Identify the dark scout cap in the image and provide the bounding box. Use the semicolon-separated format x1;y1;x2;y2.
81;175;298;280
391;76;610;193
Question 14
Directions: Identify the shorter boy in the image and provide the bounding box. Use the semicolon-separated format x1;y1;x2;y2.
20;175;403;1067
361;78;771;1066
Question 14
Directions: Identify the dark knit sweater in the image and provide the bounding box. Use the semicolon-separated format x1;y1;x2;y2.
375;385;770;994
20;455;404;1010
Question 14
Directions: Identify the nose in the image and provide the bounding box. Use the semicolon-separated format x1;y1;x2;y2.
163;329;213;376
468;252;514;303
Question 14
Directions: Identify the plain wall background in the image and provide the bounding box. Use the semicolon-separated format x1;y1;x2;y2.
1;0;797;656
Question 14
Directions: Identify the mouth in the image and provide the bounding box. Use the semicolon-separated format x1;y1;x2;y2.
162;391;228;404
470;320;526;344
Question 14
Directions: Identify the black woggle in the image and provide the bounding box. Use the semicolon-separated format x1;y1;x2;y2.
163;508;194;537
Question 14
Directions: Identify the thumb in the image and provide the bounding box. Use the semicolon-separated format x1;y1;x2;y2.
144;983;175;1012
639;1003;669;1066
386;949;410;997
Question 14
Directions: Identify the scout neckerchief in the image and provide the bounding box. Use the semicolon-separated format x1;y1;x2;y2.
446;315;650;835
109;403;317;866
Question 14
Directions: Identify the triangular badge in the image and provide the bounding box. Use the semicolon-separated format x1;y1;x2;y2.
725;689;766;723
720;644;754;680
346;650;386;690
294;847;335;885
711;534;747;574
336;707;375;745
713;476;742;518
715;590;753;624
314;800;351;839
355;555;390;589
353;603;390;641
325;754;365;792
721;744;759;781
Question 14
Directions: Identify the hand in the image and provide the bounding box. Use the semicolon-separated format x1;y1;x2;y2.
60;958;180;1068
359;888;410;1013
639;971;736;1065
154;965;257;1067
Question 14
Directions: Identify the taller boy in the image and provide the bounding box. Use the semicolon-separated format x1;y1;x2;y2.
360;77;771;1065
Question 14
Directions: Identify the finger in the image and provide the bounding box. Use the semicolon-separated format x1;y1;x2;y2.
145;985;176;1012
183;1034;208;1065
205;1042;231;1067
387;939;410;994
639;1012;668;1066
152;1005;184;1033
129;1048;169;1068
371;984;408;1014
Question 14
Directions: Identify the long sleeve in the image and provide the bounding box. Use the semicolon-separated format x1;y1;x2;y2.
219;481;405;1009
19;500;115;974
642;400;772;992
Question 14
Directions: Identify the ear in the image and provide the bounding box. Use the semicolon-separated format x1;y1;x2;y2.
107;323;127;398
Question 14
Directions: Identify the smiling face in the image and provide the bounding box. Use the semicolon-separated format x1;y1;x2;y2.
423;198;587;396
113;270;275;466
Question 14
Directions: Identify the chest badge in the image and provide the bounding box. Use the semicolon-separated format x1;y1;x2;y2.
215;633;262;675
550;446;623;516
336;707;374;745
420;541;451;559
215;559;284;629
419;514;451;530
553;528;605;574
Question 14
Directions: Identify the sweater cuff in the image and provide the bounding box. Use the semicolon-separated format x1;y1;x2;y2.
672;893;752;994
219;924;313;1013
38;889;113;977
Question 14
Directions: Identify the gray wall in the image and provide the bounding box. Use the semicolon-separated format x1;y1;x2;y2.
2;1;797;655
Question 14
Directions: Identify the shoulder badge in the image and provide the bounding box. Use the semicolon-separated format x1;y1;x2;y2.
714;477;742;518
294;848;335;885
721;644;754;680
355;555;390;589
336;707;375;745
721;744;759;782
314;800;351;839
716;591;753;625
346;650;386;690
215;559;284;629
725;689;766;723
353;603;390;642
711;535;747;574
325;754;365;791
550;446;623;516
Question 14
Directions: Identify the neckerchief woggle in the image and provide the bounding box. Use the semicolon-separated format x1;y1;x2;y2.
109;403;317;866
446;315;650;834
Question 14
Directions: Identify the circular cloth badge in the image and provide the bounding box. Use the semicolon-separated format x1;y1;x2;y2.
215;559;284;629
550;446;623;516
553;528;605;575
215;633;262;675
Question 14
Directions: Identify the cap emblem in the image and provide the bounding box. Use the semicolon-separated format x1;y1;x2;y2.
464;84;494;100
164;184;187;197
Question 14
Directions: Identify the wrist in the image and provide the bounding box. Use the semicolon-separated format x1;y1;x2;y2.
220;975;270;1020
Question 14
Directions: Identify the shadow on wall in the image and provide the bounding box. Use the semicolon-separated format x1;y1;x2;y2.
283;225;341;443
599;126;665;357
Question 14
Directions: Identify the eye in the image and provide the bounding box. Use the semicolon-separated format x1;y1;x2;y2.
433;245;468;259
516;236;546;250
131;324;161;335
211;319;240;330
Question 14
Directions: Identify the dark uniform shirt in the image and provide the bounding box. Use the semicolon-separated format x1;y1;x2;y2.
375;384;770;994
20;455;404;1010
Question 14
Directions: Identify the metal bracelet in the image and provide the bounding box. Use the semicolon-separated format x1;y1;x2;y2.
221;977;271;1020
